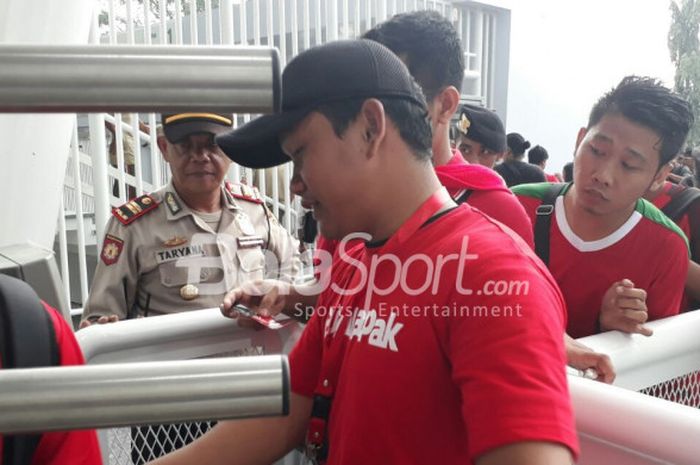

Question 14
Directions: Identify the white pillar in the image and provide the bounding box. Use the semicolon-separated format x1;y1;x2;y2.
0;0;94;249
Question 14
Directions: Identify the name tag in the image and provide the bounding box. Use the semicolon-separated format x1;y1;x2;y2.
237;235;264;249
155;244;206;264
235;213;257;235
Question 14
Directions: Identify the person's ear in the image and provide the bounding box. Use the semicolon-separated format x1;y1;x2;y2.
651;161;674;190
574;127;587;155
432;86;460;125
157;135;171;162
359;98;386;158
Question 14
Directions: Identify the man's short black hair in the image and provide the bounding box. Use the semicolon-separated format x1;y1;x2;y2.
362;10;464;101
315;91;432;162
528;145;549;165
563;162;574;183
587;76;694;167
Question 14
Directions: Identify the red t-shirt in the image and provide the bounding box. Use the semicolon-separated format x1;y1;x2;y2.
291;189;578;464
0;304;103;465
436;150;534;247
514;183;688;338
545;173;559;183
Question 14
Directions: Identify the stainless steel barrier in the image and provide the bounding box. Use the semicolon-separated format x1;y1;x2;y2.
0;44;280;113
0;355;288;434
571;374;700;465
77;309;304;465
77;307;302;365
570;311;700;464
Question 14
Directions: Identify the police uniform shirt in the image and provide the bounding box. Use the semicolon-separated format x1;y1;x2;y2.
82;181;300;321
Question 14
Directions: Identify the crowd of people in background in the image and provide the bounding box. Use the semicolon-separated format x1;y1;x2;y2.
455;112;700;195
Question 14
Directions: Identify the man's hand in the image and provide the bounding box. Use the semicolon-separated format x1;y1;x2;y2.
220;280;292;328
565;334;615;383
79;314;119;329
599;279;652;336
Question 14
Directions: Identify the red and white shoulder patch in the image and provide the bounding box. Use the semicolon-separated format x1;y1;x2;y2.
112;194;159;225
225;181;263;204
101;234;124;265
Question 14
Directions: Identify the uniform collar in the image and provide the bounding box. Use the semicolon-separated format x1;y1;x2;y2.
163;180;238;222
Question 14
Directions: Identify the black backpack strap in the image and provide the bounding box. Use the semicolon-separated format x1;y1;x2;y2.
0;274;60;465
661;186;700;222
534;183;569;265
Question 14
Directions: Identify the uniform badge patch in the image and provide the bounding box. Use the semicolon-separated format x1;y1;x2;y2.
165;191;182;215
101;234;124;266
458;113;471;135
163;236;188;247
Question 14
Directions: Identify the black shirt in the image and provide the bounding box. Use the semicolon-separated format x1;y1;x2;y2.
494;159;547;187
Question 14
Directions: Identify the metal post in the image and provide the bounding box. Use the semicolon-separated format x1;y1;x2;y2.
56;196;72;310
88;113;111;245
70;119;90;306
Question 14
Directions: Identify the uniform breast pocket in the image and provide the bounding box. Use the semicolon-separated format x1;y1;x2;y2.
158;259;200;287
236;248;266;280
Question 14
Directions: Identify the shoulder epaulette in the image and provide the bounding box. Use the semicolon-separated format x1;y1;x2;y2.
112;194;160;225
225;181;264;205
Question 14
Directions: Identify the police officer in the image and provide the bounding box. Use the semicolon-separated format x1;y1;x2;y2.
81;113;300;327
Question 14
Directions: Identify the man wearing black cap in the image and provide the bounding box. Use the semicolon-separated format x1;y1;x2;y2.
359;10;534;246
81;112;299;327
150;40;576;465
455;104;507;169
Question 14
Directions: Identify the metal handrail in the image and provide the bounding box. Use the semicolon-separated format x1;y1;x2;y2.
77;307;303;364
0;355;288;433
576;311;700;390
0;44;280;114
570;374;700;465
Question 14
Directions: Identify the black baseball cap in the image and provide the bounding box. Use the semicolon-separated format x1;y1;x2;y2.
216;39;426;169
162;113;233;143
456;104;506;153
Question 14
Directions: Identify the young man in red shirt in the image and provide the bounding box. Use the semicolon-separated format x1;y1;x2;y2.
363;10;534;246
361;9;611;380
514;76;693;338
150;40;577;465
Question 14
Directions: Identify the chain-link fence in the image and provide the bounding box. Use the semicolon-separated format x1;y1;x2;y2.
640;370;700;409
106;423;215;465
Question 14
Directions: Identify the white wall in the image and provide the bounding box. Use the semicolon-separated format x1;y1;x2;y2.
506;0;676;174
0;0;94;249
